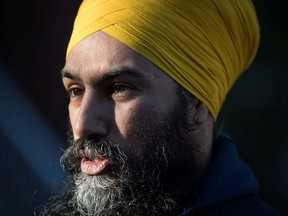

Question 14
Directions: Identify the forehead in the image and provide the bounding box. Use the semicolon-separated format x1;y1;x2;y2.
64;31;161;80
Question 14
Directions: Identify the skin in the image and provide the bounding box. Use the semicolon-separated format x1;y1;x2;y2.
62;30;214;177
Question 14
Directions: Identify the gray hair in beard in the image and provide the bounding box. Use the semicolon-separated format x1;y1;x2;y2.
62;139;131;216
39;123;185;216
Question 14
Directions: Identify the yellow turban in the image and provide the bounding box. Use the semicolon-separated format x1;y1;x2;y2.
66;0;260;119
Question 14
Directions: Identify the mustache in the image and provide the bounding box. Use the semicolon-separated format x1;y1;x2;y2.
60;138;128;174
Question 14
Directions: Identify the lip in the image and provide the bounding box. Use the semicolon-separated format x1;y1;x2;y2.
80;156;110;175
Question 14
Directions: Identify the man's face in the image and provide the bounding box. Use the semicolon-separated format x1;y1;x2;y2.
50;31;203;216
63;31;179;162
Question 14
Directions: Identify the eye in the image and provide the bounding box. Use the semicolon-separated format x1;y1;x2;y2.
111;83;134;97
113;84;128;93
68;87;85;98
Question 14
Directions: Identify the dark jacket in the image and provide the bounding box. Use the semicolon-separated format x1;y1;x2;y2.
180;133;281;216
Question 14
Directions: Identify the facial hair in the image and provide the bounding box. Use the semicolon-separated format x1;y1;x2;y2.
39;100;204;216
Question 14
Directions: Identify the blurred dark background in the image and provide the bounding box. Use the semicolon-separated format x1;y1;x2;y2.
0;0;287;215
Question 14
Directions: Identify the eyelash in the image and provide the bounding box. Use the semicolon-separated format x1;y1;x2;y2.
111;83;134;95
66;83;134;99
68;87;85;98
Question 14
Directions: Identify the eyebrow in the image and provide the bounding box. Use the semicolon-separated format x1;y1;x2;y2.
61;67;147;84
61;69;80;80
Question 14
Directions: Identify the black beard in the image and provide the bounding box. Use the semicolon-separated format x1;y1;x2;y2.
39;97;204;216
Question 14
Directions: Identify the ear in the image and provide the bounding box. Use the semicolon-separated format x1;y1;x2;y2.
187;97;210;126
194;101;210;123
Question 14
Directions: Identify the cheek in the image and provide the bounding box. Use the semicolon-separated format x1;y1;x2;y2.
114;99;156;139
68;104;78;138
114;106;138;139
115;101;160;143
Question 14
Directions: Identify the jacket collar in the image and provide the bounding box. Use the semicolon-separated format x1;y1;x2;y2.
181;132;259;215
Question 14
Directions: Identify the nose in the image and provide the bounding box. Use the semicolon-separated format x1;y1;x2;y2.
72;90;111;139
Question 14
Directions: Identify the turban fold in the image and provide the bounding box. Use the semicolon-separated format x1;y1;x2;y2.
67;0;260;119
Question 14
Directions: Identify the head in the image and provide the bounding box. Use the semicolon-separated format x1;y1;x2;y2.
40;31;213;216
40;0;259;215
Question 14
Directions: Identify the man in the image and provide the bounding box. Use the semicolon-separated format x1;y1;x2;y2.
40;0;280;215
